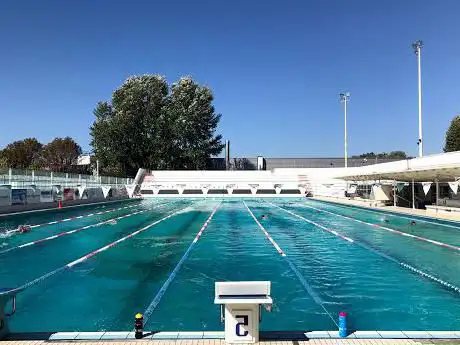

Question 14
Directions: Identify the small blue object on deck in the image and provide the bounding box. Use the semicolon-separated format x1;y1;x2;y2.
338;312;347;338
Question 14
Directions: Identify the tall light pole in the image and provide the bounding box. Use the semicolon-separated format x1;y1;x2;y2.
412;40;423;157
340;92;350;168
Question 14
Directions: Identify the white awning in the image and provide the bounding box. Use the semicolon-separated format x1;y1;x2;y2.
336;152;460;182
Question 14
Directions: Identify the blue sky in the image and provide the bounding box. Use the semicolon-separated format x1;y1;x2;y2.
0;0;459;158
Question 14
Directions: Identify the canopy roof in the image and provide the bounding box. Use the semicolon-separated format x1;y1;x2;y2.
337;152;460;182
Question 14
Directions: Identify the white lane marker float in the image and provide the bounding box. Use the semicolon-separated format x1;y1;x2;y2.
243;201;338;327
2;204;191;295
27;204;139;229
298;202;460;252
142;203;221;324
0;203;167;254
268;202;460;295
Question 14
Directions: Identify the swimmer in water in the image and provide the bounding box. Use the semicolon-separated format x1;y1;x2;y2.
383;219;389;223
410;220;416;226
108;219;117;225
18;225;31;234
262;214;267;219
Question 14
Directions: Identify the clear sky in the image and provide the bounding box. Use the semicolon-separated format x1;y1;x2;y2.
0;0;459;158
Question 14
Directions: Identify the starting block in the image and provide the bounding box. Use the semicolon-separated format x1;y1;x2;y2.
215;281;272;343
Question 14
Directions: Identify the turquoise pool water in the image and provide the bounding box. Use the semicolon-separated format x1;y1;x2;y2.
1;198;460;333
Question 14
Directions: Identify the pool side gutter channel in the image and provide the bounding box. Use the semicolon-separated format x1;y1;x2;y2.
10;330;460;341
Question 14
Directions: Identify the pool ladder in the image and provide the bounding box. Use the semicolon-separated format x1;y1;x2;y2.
1;290;17;338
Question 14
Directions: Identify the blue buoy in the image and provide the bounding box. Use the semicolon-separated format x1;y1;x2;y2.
338;311;347;338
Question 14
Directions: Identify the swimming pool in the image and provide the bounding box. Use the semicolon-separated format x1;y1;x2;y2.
1;198;460;333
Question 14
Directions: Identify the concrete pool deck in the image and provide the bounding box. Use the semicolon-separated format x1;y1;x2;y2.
2;339;460;345
312;196;460;222
4;331;460;344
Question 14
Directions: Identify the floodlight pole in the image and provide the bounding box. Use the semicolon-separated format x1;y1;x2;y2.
340;92;350;168
412;40;423;157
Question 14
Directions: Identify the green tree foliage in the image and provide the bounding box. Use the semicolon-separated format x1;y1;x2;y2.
352;151;409;159
0;138;42;169
444;116;460;152
0;154;7;169
166;77;224;169
90;75;224;175
40;137;82;172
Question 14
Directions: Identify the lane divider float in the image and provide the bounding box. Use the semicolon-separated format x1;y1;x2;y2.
268;202;354;243
28;204;139;229
142;203;221;324
270;203;460;295
299;203;460;252
243;201;338;327
3;204;191;295
312;199;460;230
0;203;167;255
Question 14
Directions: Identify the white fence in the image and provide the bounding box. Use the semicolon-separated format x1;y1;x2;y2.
0;168;133;189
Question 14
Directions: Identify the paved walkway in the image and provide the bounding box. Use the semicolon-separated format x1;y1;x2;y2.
312;196;460;222
0;340;457;345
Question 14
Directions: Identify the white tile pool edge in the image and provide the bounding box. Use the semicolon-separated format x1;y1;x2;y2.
43;331;460;340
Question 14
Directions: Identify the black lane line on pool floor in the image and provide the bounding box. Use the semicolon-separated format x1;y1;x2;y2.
0;203;170;255
1;202;194;297
268;202;460;296
298;202;460;252
243;200;338;328
142;202;221;325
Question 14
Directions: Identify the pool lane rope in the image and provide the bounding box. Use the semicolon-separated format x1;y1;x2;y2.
313;199;460;230
269;202;460;295
0;203;167;255
299;203;460;252
142;203;221;324
243;201;338;328
5;203;140;234
2;204;191;296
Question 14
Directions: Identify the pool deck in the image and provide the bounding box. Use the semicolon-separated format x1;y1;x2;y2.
312;196;460;222
4;331;460;344
1;339;459;345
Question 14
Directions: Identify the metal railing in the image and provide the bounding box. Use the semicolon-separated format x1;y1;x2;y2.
0;168;133;188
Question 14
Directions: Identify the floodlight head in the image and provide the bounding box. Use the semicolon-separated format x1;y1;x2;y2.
412;40;423;54
339;92;350;102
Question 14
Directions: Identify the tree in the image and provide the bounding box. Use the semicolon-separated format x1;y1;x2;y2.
40;137;82;172
0;152;8;169
352;151;408;159
165;77;224;169
0;138;42;169
91;75;169;176
444;116;460;152
90;75;224;175
387;151;407;159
